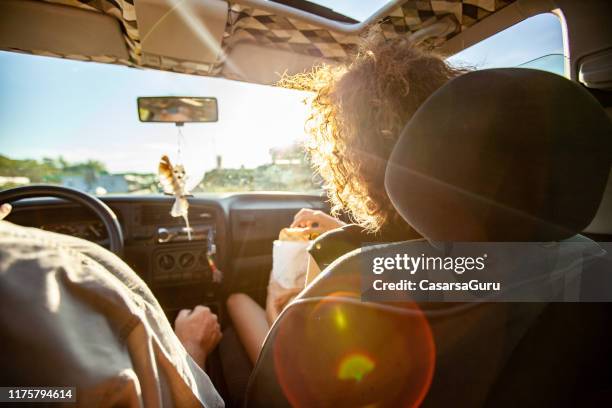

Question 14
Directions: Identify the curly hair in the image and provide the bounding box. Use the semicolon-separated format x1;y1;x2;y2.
281;30;466;233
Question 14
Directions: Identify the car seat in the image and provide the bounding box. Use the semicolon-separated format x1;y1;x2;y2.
245;68;612;407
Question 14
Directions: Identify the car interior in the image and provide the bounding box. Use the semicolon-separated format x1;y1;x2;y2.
1;0;612;407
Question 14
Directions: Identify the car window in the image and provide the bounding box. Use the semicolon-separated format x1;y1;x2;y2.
0;51;318;194
447;13;566;77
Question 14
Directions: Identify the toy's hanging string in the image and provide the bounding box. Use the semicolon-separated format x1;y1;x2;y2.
176;125;185;163
176;124;192;240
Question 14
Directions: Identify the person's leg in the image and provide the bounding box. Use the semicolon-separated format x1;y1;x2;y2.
226;293;270;365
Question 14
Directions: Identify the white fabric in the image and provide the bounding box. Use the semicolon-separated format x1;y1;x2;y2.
271;240;310;289
0;221;224;408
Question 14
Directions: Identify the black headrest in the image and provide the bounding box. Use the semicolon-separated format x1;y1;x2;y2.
385;68;612;242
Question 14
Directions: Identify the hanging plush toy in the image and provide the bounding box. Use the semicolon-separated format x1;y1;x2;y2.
158;154;193;239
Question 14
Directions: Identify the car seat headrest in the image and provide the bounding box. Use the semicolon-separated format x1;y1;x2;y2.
385;68;612;242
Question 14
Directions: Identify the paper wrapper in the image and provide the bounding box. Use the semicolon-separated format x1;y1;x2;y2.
271;241;310;288
271;227;311;289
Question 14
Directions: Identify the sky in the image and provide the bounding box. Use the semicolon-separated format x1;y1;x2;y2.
0;13;563;175
0;54;312;175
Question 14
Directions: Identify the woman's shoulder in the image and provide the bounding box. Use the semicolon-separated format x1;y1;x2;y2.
308;223;420;269
309;224;365;251
307;224;365;270
309;219;423;269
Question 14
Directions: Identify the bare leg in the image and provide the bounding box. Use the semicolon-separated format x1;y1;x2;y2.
226;293;270;365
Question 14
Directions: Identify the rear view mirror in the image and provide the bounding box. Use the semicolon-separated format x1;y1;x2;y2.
138;97;218;123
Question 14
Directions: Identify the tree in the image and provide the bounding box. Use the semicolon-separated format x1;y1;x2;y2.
0;155;109;189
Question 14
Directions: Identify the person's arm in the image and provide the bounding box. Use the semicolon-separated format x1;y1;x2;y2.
0;203;11;220
292;208;339;284
266;280;302;325
0;221;225;407
224;209;342;364
174;305;222;369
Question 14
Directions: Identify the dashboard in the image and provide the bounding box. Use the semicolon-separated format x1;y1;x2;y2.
41;221;107;244
5;193;327;322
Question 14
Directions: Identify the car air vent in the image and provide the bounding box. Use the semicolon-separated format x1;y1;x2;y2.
139;205;214;225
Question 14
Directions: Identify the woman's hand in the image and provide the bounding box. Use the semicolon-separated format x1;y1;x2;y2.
0;204;11;220
290;208;345;235
175;305;222;369
266;280;302;325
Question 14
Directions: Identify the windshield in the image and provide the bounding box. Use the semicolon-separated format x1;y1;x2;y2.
0;13;565;196
0;52;317;194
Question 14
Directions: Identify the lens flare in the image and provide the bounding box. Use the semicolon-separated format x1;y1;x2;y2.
337;352;375;382
333;306;348;331
272;282;435;408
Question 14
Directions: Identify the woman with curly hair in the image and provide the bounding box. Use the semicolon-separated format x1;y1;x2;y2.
225;30;465;367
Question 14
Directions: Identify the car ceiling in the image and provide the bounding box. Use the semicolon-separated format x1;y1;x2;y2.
1;0;517;85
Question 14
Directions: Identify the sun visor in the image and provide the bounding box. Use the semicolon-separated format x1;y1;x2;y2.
135;0;228;75
0;0;129;61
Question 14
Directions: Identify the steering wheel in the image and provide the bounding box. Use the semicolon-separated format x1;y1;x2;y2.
0;185;124;256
